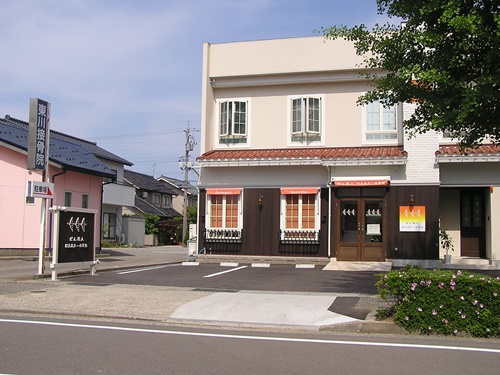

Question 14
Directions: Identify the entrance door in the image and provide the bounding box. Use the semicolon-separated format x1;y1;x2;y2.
460;190;486;258
336;199;385;261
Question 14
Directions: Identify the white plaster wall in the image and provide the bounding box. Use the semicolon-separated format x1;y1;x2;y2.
330;165;406;183
439;163;500;186
199;165;330;188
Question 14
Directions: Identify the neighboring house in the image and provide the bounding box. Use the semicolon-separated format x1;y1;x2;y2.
123;170;181;219
2;115;136;246
197;36;500;267
0;118;116;256
157;175;198;216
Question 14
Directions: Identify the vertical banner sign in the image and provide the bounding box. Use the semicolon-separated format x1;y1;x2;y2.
27;98;50;171
57;210;95;263
399;206;426;232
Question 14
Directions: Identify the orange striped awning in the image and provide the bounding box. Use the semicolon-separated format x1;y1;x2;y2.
280;187;319;195
206;188;242;195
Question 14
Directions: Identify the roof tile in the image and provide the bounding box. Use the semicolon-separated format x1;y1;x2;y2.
198;146;407;162
437;144;500;156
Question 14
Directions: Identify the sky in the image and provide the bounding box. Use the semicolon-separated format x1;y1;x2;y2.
0;0;395;183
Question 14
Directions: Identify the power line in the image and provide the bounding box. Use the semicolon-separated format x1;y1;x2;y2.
89;127;197;141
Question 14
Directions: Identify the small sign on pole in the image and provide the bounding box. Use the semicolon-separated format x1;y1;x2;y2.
27;181;54;199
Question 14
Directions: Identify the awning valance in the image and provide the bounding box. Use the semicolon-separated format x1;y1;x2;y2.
206;188;242;195
280;187;319;195
333;179;389;187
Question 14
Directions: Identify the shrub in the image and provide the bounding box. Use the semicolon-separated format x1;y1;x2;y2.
375;266;500;337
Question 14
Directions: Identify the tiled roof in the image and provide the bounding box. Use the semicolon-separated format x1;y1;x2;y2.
437;144;500;157
134;196;181;218
0;120;116;179
157;175;198;196
198;146;407;162
3;115;133;166
124;170;179;195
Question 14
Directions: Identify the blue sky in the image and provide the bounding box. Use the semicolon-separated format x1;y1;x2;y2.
0;0;395;182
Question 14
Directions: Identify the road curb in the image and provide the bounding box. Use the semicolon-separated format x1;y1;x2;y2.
320;319;409;335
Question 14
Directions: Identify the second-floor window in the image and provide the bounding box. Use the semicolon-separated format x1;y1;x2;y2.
289;95;323;144
153;194;161;205
218;99;248;145
162;195;171;207
364;100;398;142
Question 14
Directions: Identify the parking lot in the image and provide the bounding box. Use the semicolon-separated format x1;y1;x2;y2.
67;263;382;295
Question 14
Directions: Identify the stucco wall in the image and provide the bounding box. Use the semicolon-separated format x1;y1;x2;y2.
0;146;103;253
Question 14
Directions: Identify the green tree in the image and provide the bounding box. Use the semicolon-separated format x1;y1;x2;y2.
186;205;197;225
322;0;499;148
144;214;160;235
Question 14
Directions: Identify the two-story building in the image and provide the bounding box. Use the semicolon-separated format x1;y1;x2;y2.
2;115;136;249
0;117;117;256
157;175;198;216
197;36;500;267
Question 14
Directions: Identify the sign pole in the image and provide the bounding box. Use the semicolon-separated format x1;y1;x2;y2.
38;193;47;275
27;98;51;276
50;207;61;281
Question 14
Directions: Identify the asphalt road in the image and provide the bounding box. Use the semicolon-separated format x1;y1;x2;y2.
65;263;382;294
1;316;499;375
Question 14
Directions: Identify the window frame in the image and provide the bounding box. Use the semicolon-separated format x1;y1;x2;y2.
162;194;171;207
280;191;320;241
64;192;72;207
82;194;89;209
216;98;250;146
153;193;161;206
205;190;244;240
102;212;116;240
288;95;324;146
362;99;400;144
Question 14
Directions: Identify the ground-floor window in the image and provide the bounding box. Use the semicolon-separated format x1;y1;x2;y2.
102;212;116;240
280;188;320;241
206;189;242;240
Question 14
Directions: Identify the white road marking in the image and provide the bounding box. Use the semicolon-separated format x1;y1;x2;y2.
117;265;177;275
1;318;499;354
203;266;248;278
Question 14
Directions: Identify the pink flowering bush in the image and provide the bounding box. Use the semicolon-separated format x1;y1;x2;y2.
375;266;500;337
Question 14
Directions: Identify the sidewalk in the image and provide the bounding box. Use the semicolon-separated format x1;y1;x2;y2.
0;247;403;334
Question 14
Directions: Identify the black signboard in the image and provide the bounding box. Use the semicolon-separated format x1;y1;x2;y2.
27;98;50;171
57;210;95;263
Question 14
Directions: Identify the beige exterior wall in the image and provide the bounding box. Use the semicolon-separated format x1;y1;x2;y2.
207;37;365;77
488;187;500;261
201;37;395;154
439;190;461;256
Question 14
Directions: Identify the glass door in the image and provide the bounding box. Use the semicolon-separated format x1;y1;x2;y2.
337;199;385;261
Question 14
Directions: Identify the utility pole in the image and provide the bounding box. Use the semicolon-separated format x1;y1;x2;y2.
180;123;196;246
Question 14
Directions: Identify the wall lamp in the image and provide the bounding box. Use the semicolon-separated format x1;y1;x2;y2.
258;195;264;210
409;194;415;209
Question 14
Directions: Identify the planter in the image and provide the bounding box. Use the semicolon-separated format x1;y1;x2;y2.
443;254;452;264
